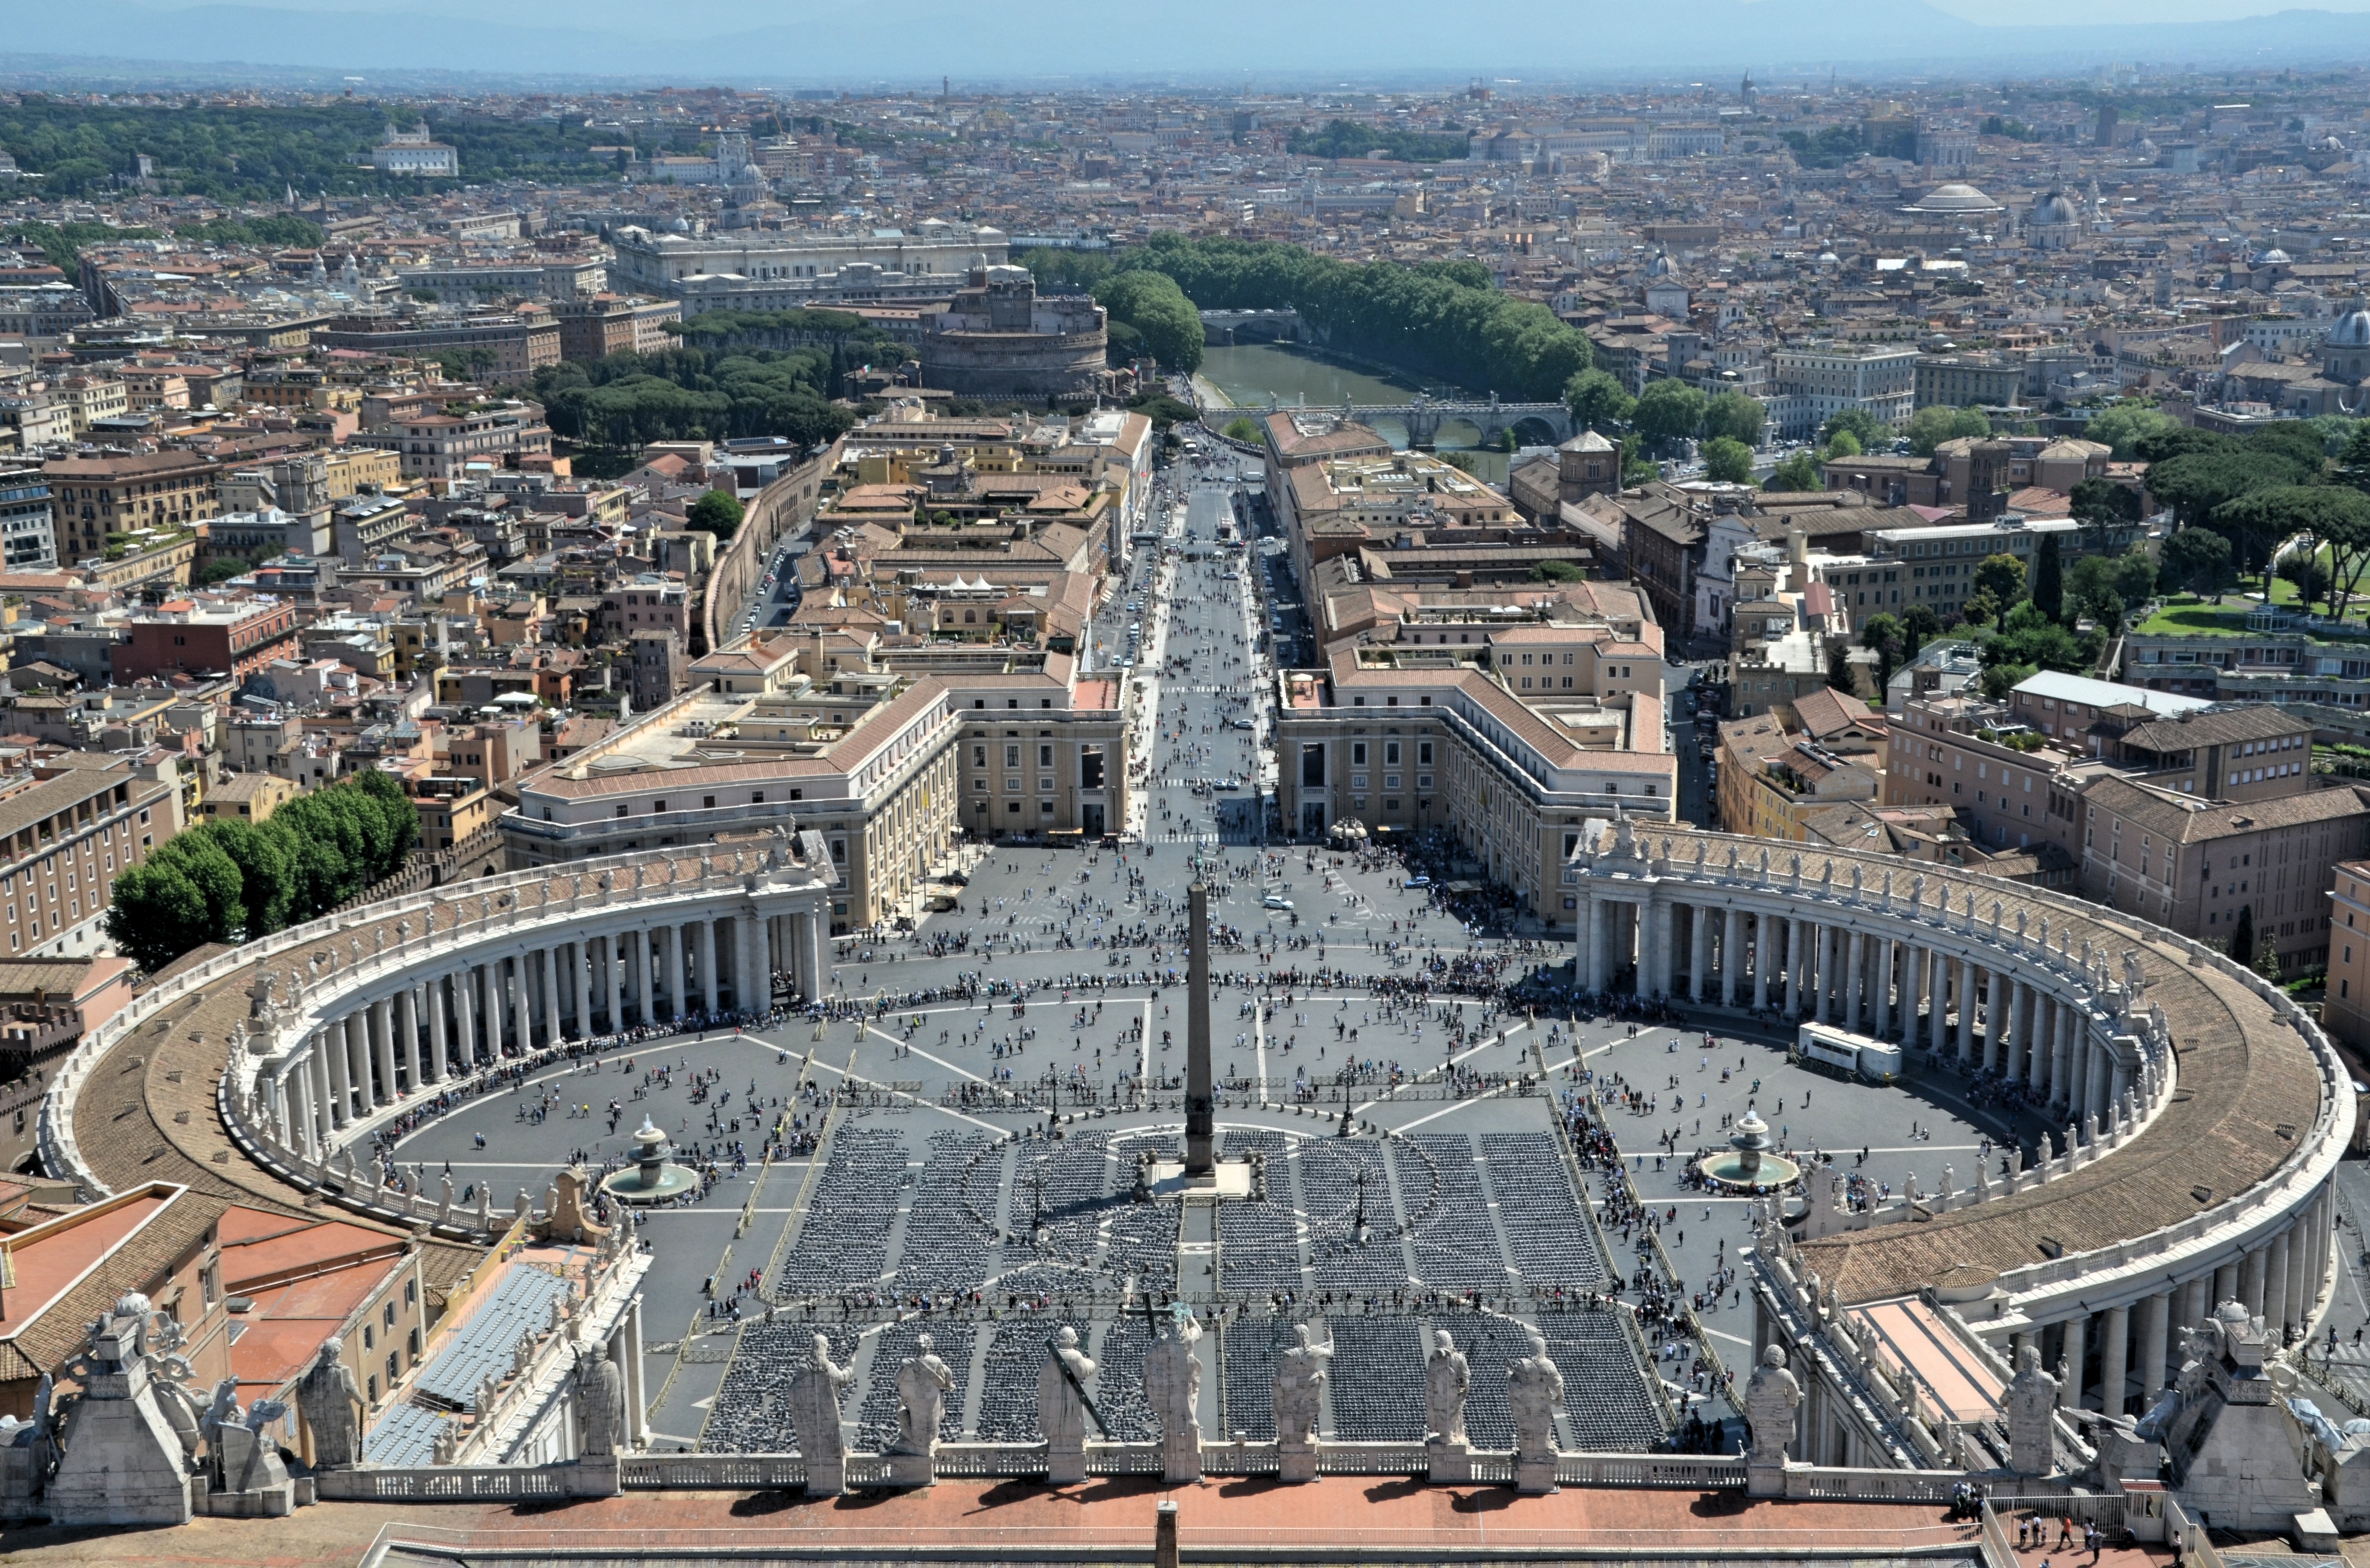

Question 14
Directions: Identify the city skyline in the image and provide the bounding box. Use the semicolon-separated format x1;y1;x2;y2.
23;0;2370;84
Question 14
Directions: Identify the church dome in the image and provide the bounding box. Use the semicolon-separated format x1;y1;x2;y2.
2031;190;2078;227
2327;299;2370;349
1910;181;2001;213
2252;247;2292;266
1646;247;1676;277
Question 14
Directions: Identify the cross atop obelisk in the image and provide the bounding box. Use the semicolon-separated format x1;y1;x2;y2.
1185;881;1214;1176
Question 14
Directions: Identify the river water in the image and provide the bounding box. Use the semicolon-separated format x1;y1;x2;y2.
1194;343;1510;485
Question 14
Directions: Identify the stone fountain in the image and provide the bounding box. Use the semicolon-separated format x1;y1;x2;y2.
598;1117;701;1205
1697;1108;1801;1194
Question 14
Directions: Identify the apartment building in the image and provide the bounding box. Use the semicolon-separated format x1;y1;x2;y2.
2322;860;2370;1055
1273;625;1675;931
356;403;554;482
2081;773;2370;974
0;751;184;959
503;651;1129;931
112;596;304;683
0;466;54;572
316;314;561;383
41;450;220;561
1913;353;2026;410
1765;342;1916;440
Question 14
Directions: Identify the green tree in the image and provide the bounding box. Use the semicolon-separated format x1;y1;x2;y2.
1095;269;1205;372
1901;602;1941;655
1824;429;1863;459
1961;587;2002;628
1765;451;1824;492
2255;929;2287;980
1974;552;2027;607
1858;611;1906;687
1630;379;1708;454
2032;534;2065;621
1826;642;1855;692
1223;417;1260;444
1702;391;1765;448
1563;368;1633;432
2212;484;2365;596
2065;546;2160;627
1529;559;1587;582
2081;402;2174;459
207;817;293;938
102;860;213;975
1820;408;1884;449
2229;903;2257;968
1702;437;1755;484
1985;598;2098;675
1906;404;1990;457
687;489;745;539
2279;549;2332;608
2161;526;2237;596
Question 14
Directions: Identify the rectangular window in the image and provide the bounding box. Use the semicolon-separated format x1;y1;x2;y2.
1352;742;1369;766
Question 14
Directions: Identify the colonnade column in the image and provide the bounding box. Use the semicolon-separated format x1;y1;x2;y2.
480;961;504;1057
2100;1304;2129;1418
1979;971;2003;1072
1720;908;1741;1007
2058;1313;2087;1409
664;925;686;1022
454;965;478;1067
2267;1230;2293;1343
603;934;624;1032
395;985;419;1092
322;1017;350;1122
2049;1001;2071;1102
2140;1290;2171;1402
1784;919;1803;1017
1751;914;1770;1012
542;946;565;1045
1843;930;1864;1033
427;974;449;1083
2242;1245;2268;1317
311;1030;338;1134
1689;905;1710;1003
1875;938;1896;1037
700;921;721;1016
370;997;395;1105
1956;959;1976;1061
287;1067;313;1157
503;954;527;1051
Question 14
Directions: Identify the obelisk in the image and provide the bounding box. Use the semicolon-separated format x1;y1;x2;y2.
1185;881;1215;1176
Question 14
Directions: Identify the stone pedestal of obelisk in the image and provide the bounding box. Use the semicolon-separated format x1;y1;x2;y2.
1185;882;1215;1177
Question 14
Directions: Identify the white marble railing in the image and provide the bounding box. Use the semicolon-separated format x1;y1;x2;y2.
44;838;826;1197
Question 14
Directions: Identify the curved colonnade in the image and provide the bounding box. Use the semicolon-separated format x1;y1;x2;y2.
1571;824;2351;1452
40;832;838;1240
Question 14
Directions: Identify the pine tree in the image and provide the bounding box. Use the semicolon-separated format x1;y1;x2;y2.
2229;904;2256;968
2034;535;2065;622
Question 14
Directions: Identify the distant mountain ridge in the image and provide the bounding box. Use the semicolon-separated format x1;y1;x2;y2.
8;0;2370;81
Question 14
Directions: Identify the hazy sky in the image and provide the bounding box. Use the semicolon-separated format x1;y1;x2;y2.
1925;0;2370;18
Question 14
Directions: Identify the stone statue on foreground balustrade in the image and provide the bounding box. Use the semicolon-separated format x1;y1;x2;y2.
576;1344;624;1459
885;1333;955;1487
791;1334;856;1495
1509;1327;1564;1494
1425;1328;1470;1449
1143;1314;1201;1483
1744;1343;1802;1497
2004;1342;2058;1477
1038;1325;1097;1484
1273;1322;1331;1482
296;1336;365;1471
46;1297;198;1526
